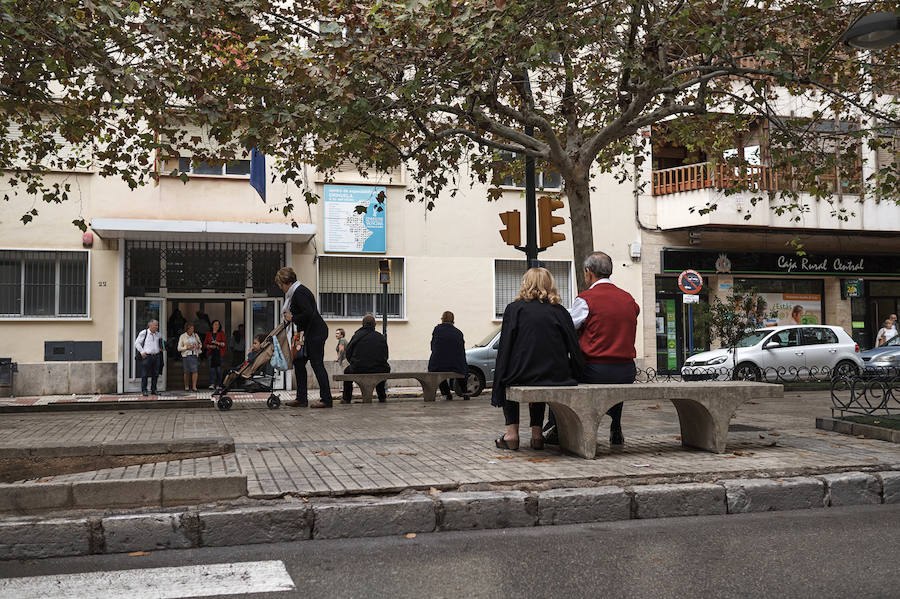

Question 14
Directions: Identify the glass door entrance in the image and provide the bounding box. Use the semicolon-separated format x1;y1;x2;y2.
124;298;166;393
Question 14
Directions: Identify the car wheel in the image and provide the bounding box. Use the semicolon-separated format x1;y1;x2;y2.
465;369;486;397
832;360;859;380
733;362;761;381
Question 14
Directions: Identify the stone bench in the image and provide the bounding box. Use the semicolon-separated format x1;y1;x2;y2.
332;371;467;403
507;381;783;458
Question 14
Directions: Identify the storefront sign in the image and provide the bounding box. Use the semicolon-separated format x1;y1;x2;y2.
665;300;677;370
324;185;387;253
842;279;863;299
663;250;899;277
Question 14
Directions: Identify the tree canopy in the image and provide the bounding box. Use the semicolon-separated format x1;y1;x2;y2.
2;0;898;277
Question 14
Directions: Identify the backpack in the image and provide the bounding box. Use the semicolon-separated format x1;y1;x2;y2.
270;335;289;372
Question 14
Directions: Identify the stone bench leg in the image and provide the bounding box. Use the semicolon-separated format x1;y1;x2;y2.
547;402;600;459
358;383;376;404
419;379;438;402
670;397;743;453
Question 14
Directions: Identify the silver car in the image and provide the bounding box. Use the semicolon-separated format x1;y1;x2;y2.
860;335;900;378
464;326;501;396
681;324;863;381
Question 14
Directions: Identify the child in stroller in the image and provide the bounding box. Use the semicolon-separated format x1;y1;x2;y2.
215;322;292;410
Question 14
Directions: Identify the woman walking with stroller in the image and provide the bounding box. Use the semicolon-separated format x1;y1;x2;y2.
205;319;227;390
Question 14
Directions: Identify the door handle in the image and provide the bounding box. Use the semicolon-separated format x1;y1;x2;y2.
828;349;837;353
795;351;804;356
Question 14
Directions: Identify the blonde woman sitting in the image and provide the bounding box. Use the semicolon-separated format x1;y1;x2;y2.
491;268;583;450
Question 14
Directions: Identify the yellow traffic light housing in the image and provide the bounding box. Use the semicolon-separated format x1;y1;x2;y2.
378;259;391;285
499;210;521;247
538;196;566;248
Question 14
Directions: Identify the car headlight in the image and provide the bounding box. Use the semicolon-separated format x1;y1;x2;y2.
877;355;896;362
707;356;728;365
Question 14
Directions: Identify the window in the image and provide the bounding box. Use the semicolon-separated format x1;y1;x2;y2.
318;256;405;319
496;152;562;190
174;157;251;178
0;250;89;317
494;260;572;319
801;327;838;346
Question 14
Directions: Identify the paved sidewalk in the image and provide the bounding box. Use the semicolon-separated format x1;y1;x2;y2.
2;391;899;498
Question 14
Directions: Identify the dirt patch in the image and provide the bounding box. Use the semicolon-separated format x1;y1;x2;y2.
0;451;223;483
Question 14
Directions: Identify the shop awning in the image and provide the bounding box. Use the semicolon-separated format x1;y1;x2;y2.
90;218;316;243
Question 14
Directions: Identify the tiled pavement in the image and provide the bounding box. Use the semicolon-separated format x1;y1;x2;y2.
3;390;899;498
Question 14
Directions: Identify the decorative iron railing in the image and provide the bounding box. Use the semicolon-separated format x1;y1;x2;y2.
830;368;900;418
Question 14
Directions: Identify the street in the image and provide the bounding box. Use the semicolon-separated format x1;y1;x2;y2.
2;504;898;599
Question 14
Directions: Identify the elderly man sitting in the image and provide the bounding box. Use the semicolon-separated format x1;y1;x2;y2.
342;314;390;403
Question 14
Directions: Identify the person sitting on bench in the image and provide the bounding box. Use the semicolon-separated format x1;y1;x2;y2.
342;314;390;403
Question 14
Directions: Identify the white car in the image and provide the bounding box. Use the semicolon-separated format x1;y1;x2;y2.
681;325;863;381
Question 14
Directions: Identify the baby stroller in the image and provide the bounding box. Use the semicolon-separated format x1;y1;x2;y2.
213;319;293;411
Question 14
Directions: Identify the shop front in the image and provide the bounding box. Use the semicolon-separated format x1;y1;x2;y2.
655;248;900;372
90;218;316;393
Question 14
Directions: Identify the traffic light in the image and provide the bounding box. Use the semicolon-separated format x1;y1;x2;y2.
499;210;521;247
538;196;566;248
378;259;391;285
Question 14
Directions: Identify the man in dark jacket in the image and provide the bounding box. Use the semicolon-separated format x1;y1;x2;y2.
276;266;332;408
343;314;390;403
427;311;468;400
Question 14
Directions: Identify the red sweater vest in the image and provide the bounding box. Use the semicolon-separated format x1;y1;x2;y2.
578;283;640;363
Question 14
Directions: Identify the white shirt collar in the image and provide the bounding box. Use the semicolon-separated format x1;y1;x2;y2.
589;278;612;288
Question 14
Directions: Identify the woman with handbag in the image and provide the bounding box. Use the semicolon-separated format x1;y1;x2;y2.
205;319;227;390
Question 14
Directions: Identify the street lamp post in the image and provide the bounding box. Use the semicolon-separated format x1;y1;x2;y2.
841;11;900;49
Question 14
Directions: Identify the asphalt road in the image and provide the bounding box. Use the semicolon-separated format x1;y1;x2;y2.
2;505;899;599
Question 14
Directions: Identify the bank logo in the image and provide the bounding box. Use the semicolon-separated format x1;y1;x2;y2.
715;253;732;274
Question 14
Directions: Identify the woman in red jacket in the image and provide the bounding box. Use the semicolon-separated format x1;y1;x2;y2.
204;319;227;390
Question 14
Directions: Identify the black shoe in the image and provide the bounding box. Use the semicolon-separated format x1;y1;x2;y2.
543;426;559;446
142;391;149;397
340;399;352;404
610;426;625;446
444;394;453;401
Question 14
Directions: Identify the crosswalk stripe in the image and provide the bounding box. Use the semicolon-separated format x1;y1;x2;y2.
0;559;295;599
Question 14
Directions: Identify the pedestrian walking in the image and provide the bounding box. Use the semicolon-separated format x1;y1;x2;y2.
545;251;639;447
427;311;468;400
204;319;227;389
492;268;582;450
341;314;390;403
335;328;348;365
276;266;332;408
178;322;202;392
134;319;163;396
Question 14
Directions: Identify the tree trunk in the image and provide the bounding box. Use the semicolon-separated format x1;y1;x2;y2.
565;173;594;293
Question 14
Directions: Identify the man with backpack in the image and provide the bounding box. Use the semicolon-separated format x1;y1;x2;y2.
135;319;163;396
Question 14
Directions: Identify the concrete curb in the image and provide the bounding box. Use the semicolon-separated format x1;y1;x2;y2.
0;475;247;514
816;417;900;443
1;470;897;560
0;437;234;458
0;399;211;413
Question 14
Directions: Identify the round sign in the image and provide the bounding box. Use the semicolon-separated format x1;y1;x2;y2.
678;269;704;295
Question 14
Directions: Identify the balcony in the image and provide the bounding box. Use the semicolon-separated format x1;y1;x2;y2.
650;162;900;232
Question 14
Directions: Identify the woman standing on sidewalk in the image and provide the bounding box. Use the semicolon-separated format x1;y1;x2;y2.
204;319;227;390
178;322;202;392
491;268;582;450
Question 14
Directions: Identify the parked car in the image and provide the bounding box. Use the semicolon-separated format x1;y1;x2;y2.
859;334;900;378
464;326;501;396
681;325;862;381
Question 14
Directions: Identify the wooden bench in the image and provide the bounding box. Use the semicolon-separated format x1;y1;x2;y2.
507;381;783;458
332;371;467;403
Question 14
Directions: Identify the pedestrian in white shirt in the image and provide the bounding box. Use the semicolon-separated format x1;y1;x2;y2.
135;319;163;396
876;319;897;347
178;322;203;392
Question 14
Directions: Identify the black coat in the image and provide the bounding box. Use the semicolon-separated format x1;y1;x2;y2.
288;283;328;341
427;323;467;375
490;299;583;407
345;324;390;374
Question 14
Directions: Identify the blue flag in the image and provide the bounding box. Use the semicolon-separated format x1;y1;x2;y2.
250;148;266;202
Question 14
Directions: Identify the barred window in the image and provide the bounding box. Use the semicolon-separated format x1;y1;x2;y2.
494;259;573;319
0;250;89;317
318;256;404;319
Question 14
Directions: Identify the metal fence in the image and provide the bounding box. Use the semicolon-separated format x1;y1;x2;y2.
830;368;900;418
642;365;851;384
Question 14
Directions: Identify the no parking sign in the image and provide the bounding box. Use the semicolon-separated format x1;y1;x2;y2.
678;269;703;295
